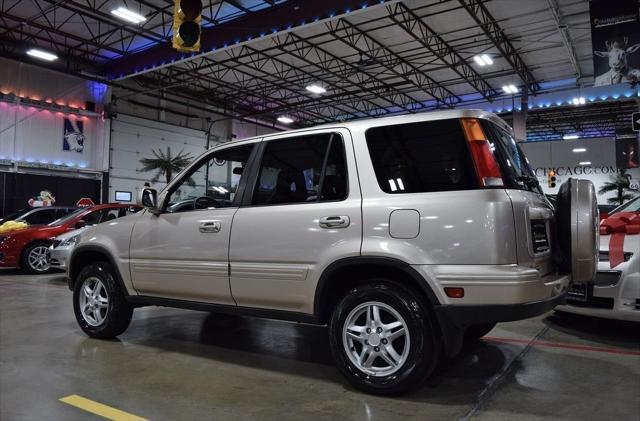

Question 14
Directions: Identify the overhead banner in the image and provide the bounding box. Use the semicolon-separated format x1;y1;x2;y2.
590;0;640;86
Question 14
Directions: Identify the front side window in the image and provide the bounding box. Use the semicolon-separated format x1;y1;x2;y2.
24;209;56;225
166;144;253;213
366;119;477;194
83;210;103;226
252;133;347;206
103;209;121;222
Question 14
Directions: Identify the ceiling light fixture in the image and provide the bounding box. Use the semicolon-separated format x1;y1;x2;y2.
563;134;579;140
572;147;586;152
502;84;518;94
111;7;147;24
579;161;591;166
481;54;493;65
473;54;493;66
277;116;294;124
571;97;586;105
305;84;327;94
26;49;58;61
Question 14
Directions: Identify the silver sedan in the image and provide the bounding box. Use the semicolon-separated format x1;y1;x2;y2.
49;227;87;270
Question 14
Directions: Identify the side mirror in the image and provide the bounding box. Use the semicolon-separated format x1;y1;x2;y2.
137;187;159;211
75;220;86;229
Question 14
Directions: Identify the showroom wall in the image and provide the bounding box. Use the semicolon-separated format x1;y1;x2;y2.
108;114;214;202
0;58;109;215
232;119;280;140
521;137;640;203
0;58;109;171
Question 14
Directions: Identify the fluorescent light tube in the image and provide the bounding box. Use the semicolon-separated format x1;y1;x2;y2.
480;54;493;65
111;7;146;24
277;116;294;124
306;84;327;94
26;49;58;61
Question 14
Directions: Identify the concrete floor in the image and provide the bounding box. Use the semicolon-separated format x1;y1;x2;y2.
1;269;639;421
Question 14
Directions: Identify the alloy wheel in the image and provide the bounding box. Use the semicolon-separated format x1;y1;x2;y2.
79;276;109;326
342;301;410;377
27;246;50;272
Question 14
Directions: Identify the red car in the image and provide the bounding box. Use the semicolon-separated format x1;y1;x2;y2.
0;203;140;273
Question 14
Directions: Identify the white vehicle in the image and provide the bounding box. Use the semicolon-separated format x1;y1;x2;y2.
557;196;640;321
66;110;598;395
49;206;140;270
49;227;88;270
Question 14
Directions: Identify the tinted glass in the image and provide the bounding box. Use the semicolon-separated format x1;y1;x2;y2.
320;138;348;201
49;208;85;226
252;133;347;206
366;119;477;194
167;144;253;212
613;196;640;213
483;122;539;193
25;209;56;225
83;210;103;226
103;208;121;221
57;208;77;218
0;208;28;223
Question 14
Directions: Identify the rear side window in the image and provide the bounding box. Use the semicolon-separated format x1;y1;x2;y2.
365;119;477;194
252;133;348;206
57;208;76;219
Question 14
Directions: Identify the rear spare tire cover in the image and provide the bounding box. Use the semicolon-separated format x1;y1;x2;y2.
554;178;598;283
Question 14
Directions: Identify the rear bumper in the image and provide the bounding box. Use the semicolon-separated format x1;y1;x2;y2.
435;292;567;327
413;264;570;305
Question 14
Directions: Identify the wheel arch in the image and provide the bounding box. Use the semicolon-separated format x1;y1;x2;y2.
314;256;464;357
313;256;441;323
68;245;128;294
20;239;53;268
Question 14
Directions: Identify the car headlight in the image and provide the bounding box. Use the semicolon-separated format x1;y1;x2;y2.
60;234;80;247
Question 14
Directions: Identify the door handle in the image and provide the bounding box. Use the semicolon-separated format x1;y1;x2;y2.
319;216;350;229
199;221;221;233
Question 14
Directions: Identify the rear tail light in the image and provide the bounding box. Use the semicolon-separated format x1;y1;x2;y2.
460;118;504;188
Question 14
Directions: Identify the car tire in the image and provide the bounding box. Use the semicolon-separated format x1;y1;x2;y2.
21;242;52;274
464;323;496;342
73;262;133;339
329;281;440;396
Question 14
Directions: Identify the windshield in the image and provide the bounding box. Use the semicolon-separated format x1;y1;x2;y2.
48;208;86;227
611;196;640;214
0;208;29;223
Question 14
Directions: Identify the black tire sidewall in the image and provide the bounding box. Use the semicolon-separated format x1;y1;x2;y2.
21;242;51;274
329;282;438;395
554;179;572;272
73;262;132;339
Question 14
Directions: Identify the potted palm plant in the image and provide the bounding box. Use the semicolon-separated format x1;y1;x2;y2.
138;147;193;184
598;168;635;205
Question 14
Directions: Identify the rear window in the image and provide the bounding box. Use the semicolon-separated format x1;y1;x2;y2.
482;122;540;193
365;119;477;194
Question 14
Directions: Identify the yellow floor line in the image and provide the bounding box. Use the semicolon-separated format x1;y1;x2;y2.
59;394;148;421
